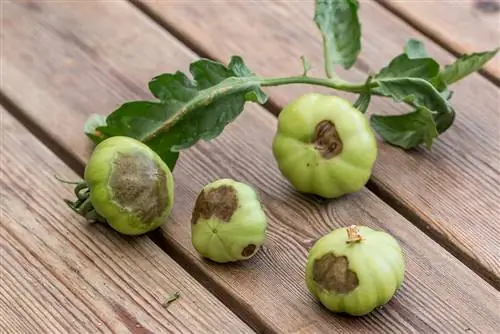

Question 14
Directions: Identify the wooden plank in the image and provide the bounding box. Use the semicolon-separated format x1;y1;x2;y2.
0;106;252;333
135;0;500;286
2;0;500;332
379;0;500;81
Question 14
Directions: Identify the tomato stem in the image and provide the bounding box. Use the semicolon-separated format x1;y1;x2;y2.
346;225;363;244
259;76;378;94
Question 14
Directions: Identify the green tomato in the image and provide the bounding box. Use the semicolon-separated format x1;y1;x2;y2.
84;136;174;235
305;225;405;316
272;93;377;198
191;179;267;263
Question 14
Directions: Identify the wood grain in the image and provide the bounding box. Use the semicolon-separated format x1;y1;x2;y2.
1;1;500;333
135;0;500;286
0;106;252;333
379;0;500;81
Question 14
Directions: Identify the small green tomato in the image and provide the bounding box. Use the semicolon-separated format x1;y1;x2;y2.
305;225;405;316
272;93;377;198
84;136;174;235
191;179;267;263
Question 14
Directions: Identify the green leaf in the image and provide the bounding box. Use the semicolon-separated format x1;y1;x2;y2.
300;56;312;76
371;106;439;150
376;54;439;80
314;0;361;71
84;113;107;143
228;56;254;77
429;73;447;92
353;92;371;113
404;39;429;59
93;56;267;170
439;48;499;85
376;39;439;82
96;101;181;169
377;77;455;134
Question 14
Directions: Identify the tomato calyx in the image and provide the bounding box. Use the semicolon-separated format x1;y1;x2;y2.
313;120;343;159
57;176;105;223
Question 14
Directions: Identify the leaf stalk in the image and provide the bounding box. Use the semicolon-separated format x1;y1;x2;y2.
258;76;376;93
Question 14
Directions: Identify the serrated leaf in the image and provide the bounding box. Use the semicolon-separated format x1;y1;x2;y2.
404;39;429;59
314;0;361;70
439;48;499;85
244;88;268;104
84;113;107;143
228;56;254;77
376;54;439;80
93;56;267;170
377;77;455;134
429;73;447;92
371;106;439;150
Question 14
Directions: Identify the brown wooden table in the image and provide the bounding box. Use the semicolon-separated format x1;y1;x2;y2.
1;1;499;333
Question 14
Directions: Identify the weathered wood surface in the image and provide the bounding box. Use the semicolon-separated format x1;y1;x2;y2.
136;0;500;286
2;1;500;333
0;107;252;333
379;0;500;81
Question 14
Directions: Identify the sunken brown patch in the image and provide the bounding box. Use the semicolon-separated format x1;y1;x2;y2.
313;120;343;159
191;185;238;224
241;244;256;257
312;252;358;293
109;152;168;225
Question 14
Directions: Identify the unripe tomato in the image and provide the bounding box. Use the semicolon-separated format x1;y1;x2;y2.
305;225;405;316
84;136;174;235
191;179;267;263
272;93;377;198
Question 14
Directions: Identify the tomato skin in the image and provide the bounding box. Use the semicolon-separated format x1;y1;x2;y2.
191;179;267;263
272;93;377;198
305;226;405;316
84;136;174;235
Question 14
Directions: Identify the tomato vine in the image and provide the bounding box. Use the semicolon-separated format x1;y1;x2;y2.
82;0;498;171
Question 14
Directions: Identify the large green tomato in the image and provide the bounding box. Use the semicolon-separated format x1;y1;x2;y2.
84;136;174;235
305;225;405;316
272;93;377;198
191;179;267;263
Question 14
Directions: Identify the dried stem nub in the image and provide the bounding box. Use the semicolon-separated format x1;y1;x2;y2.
346;225;363;244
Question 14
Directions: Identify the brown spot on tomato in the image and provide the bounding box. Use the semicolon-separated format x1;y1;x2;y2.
191;185;238;224
242;244;256;257
313;120;343;159
313;252;358;293
109;152;168;225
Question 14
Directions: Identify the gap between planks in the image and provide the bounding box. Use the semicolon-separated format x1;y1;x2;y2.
0;95;276;334
376;0;500;87
127;0;500;290
0;91;84;176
